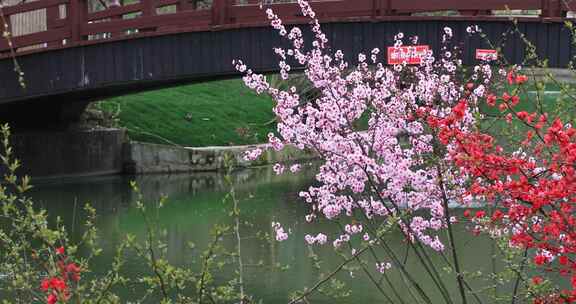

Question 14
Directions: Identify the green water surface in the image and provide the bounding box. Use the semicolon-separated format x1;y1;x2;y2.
2;166;512;303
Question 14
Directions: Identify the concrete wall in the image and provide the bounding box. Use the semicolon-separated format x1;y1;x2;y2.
124;141;317;174
10;128;126;179
5;128;315;178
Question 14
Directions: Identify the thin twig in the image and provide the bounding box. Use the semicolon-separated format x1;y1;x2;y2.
288;245;372;304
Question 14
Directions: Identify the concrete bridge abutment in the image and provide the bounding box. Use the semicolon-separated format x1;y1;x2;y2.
5;128;126;179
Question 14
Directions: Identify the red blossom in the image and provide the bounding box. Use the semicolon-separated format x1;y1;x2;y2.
517;111;528;121
532;276;544;285
40;278;66;292
47;293;57;304
452;100;467;121
66;263;81;282
50;278;66;292
534;255;549;266
507;70;515;85
486;94;497;107
491;209;504;221
41;279;50;291
511;95;520;107
516;74;528;84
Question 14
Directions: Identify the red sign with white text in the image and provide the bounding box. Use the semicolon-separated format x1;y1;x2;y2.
387;45;430;65
476;49;498;61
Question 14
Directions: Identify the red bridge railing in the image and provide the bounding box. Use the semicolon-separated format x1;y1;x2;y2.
0;0;575;57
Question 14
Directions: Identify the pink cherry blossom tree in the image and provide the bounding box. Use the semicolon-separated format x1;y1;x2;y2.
235;1;503;303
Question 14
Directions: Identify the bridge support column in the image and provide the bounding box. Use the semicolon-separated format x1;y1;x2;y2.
4;128;127;179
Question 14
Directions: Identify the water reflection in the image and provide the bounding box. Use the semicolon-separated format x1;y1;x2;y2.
5;165;509;303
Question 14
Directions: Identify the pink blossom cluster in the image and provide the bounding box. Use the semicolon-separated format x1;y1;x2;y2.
376;262;392;273
304;233;328;245
332;234;351;249
236;1;493;254
272;221;288;241
273;163;285;175
289;164;301;173
243;147;263;161
344;224;363;235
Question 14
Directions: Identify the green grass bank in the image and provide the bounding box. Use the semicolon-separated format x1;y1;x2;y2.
96;76;575;149
96;79;276;147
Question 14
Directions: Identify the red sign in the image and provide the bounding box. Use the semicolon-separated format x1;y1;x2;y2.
476;49;498;61
387;45;430;65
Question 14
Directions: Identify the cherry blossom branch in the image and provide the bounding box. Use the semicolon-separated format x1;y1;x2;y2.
0;4;25;88
437;165;468;304
288;224;393;304
510;247;529;304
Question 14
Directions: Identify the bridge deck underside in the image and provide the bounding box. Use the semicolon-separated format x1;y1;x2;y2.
0;20;573;106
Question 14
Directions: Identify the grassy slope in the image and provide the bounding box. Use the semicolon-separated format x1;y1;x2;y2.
97;76;576;148
97;79;276;147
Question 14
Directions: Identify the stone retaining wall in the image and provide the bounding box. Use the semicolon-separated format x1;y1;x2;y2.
8;128;316;178
124;141;317;174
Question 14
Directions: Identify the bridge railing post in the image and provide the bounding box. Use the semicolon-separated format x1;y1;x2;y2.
142;0;156;17
109;0;124;38
140;0;157;32
541;0;565;18
371;0;378;18
69;0;87;45
372;0;391;16
176;0;195;12
46;5;62;47
385;0;392;16
211;0;229;26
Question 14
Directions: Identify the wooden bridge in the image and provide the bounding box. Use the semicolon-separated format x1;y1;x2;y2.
0;0;575;128
1;0;575;56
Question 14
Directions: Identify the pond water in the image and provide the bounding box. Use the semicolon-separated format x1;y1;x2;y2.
3;165;513;303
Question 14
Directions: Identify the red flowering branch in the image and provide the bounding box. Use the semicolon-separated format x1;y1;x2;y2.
39;246;82;304
431;71;576;303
